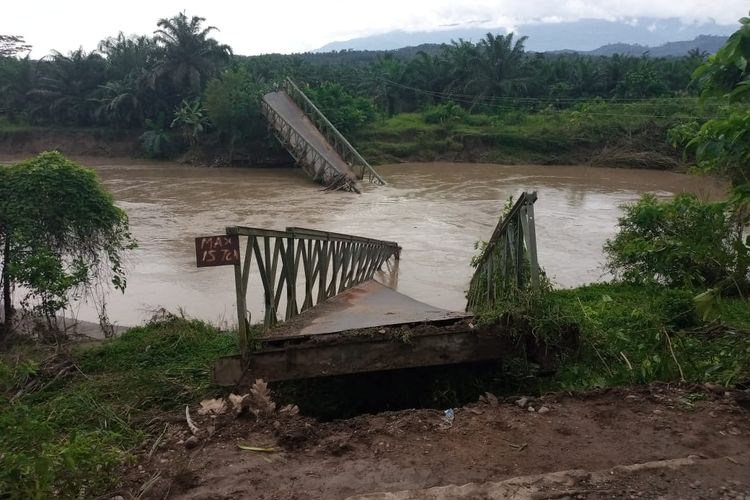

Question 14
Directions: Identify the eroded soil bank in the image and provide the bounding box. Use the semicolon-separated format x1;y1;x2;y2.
120;384;750;499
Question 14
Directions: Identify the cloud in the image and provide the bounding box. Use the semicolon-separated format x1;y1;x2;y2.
1;0;747;56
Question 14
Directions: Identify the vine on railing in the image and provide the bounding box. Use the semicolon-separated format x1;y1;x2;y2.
466;192;540;312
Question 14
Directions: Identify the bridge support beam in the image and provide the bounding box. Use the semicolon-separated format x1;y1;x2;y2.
212;318;507;385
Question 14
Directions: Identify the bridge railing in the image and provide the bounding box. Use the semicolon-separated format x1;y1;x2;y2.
466;192;540;312
227;225;400;354
283;78;387;186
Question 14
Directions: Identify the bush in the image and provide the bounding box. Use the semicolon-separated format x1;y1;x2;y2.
204;67;268;151
0;152;136;333
422;101;467;125
604;194;749;292
305;82;375;135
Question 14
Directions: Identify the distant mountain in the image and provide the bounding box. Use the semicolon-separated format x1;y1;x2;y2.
315;17;735;53
298;35;728;66
580;35;728;57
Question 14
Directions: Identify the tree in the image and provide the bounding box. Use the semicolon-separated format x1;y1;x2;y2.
204;67;267;159
470;33;528;103
305;82;375;134
95;33;162;127
0;152;136;336
152;12;232;99
367;54;406;115
171;98;209;146
28;49;107;125
684;12;750;192
0;56;36;121
0;35;31;58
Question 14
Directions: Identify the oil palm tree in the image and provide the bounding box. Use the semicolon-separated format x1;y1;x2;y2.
152;12;231;98
96;34;161;127
466;33;528;106
29;49;107;125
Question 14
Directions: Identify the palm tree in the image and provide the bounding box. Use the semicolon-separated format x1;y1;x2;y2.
0;55;37;121
152;12;231;98
442;39;482;97
29;49;107;125
96;34;161;127
367;54;406;115
99;33;160;82
466;33;528;106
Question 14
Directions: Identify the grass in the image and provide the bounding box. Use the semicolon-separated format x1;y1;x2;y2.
354;99;712;167
0;282;747;497
477;282;750;393
0;315;238;499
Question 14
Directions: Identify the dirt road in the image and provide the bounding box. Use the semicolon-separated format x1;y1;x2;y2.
124;384;750;499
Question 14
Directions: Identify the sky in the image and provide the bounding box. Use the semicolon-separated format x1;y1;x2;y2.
3;0;748;57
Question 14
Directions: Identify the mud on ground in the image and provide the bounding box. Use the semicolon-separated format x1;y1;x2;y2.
120;384;750;499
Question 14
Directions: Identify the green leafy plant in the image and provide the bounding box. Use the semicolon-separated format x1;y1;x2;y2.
305;82;376;134
685;12;750;197
604;194;749;293
139;113;172;158
422;101;467;125
0;316;238;498
171;98;209;146
204;67;268;160
0;152;136;334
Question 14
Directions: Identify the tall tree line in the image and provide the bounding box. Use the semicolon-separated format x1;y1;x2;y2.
1;16;707;133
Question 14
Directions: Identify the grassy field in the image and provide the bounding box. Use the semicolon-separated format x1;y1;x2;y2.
354;99;711;167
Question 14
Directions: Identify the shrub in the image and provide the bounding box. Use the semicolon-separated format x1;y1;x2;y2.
604;194;749;292
305;82;376;134
204;67;268;152
422;101;466;125
0;152;136;333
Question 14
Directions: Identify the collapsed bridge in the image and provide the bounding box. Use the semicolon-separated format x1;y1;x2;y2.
208;193;540;386
261;78;386;193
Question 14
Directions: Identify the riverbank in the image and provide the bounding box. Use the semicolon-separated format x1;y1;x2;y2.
1;282;748;497
354;100;694;169
0;99;692;170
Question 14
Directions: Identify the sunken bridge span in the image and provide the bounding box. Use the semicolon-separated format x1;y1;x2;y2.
261;78;385;193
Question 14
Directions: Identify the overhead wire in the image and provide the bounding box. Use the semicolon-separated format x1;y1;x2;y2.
376;77;720;119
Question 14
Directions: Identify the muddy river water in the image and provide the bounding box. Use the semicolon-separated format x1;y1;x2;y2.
5;159;726;327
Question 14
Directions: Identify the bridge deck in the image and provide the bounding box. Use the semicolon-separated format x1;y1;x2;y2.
266;280;468;339
211;282;499;385
262;91;358;185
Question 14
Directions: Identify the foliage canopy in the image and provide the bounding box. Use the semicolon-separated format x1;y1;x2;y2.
604;194;749;293
0;152;136;332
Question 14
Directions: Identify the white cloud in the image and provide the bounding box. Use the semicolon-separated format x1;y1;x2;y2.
1;0;747;56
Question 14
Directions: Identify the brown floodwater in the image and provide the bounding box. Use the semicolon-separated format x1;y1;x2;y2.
0;158;727;327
